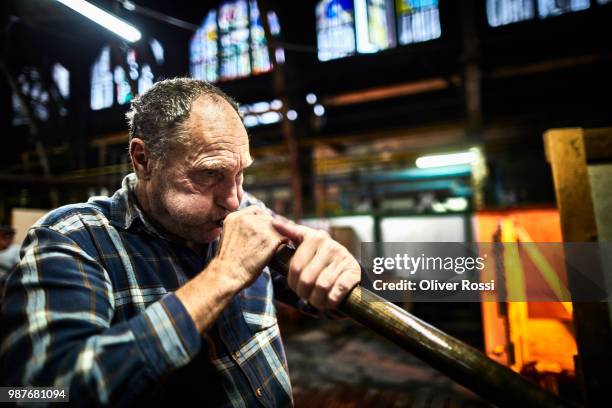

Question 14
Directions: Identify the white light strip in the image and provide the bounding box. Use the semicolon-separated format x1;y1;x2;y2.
415;151;478;169
55;0;141;42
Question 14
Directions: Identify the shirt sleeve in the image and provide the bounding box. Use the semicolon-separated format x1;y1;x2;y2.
0;226;201;406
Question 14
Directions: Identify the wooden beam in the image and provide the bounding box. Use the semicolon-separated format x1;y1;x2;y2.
544;128;612;407
258;0;303;219
322;78;453;107
491;54;605;80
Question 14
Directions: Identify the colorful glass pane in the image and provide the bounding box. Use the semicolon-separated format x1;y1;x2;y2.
316;0;357;61
355;0;396;53
190;10;218;82
486;0;535;27
537;0;589;18
395;0;441;45
250;0;271;74
91;45;113;111
219;0;251;80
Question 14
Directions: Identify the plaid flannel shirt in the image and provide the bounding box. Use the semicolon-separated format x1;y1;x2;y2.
0;173;316;407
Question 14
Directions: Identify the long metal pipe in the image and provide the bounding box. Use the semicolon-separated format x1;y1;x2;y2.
269;246;571;408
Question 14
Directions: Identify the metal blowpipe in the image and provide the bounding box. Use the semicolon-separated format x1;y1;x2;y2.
268;246;572;408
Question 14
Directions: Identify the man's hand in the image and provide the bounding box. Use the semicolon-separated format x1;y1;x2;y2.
272;220;361;310
177;206;285;333
216;206;287;289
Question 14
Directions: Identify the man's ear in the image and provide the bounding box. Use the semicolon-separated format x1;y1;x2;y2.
129;138;153;180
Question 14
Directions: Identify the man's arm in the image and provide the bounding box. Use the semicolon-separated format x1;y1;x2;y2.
0;205;292;406
0;227;201;406
175;203;361;331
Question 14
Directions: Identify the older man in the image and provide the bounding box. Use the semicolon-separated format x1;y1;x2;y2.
0;78;360;406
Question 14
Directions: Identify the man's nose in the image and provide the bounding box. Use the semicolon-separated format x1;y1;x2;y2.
215;178;241;212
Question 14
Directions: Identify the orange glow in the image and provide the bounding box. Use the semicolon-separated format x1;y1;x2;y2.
474;208;576;389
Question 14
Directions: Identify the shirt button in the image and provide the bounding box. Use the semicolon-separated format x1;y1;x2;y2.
233;351;240;360
255;387;263;398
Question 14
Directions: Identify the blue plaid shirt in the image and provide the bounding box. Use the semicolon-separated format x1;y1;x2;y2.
0;173;313;407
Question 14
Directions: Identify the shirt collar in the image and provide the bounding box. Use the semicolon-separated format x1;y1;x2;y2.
104;173;221;256
107;173;173;241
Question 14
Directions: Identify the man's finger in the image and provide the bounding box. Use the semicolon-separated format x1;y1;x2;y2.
308;261;341;309
271;219;310;245
296;248;334;300
287;237;319;291
326;268;360;310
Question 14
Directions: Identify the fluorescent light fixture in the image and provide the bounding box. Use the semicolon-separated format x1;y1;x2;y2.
243;115;258;127
251;101;270;113
286;110;298;121
258;111;282;125
270;99;283;111
445;197;468;212
416;150;478;169
55;0;141;42
432;202;447;213
305;93;317;104
313;104;325;116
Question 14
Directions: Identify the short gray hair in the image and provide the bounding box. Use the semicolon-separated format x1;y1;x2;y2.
126;78;240;165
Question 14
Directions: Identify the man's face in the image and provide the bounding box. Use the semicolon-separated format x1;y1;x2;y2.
144;96;252;244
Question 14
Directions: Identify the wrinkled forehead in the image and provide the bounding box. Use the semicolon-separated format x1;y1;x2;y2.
183;95;252;168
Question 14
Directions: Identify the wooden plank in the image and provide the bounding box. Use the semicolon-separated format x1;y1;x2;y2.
544;129;598;242
543;128;612;407
322;78;451;107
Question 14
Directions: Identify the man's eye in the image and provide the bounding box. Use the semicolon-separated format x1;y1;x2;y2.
193;170;220;185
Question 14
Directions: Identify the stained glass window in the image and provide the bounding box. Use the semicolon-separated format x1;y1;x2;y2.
316;0;357;61
190;2;283;82
355;0;396;53
52;63;70;99
139;64;154;95
268;10;281;35
52;63;69;117
190;10;218;82
486;0;535;26
91;40;164;110
537;0;589;18
250;0;271;73
268;11;286;63
395;0;441;45
91;45;113;111
114;66;131;106
12;64;70;126
486;0;592;27
149;38;165;65
219;0;251;80
316;0;440;60
12;68;48;126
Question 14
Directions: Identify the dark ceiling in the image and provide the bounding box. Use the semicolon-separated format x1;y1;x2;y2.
1;0;611;173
